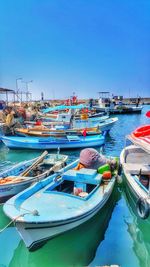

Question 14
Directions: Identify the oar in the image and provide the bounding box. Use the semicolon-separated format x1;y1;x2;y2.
20;150;48;177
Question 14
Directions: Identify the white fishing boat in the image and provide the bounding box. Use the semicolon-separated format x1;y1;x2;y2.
120;126;150;220
94;92;143;114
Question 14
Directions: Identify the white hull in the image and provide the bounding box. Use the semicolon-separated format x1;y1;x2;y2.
120;145;150;207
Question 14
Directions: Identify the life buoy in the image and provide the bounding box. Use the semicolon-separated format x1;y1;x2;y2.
136;198;149;219
133;125;150;137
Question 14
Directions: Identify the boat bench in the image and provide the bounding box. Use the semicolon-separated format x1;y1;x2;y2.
124;163;150;175
62;168;102;185
67;135;80;141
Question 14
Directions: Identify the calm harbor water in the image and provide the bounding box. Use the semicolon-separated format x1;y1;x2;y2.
0;105;150;267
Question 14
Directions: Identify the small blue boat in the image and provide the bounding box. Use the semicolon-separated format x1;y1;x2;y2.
1;134;105;150
0;151;68;202
3;158;118;250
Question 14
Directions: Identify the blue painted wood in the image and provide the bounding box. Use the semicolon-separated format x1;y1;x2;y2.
1;134;105;149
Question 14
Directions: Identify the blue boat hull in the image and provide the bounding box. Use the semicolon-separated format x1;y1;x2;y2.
2;135;105;150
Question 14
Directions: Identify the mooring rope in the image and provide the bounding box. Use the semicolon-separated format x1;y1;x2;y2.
0;203;39;233
0;202;39;214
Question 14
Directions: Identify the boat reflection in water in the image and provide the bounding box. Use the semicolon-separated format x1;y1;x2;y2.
0;205;10;230
8;187;120;267
124;185;150;267
0;205;20;267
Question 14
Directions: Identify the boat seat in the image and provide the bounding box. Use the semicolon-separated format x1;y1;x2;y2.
124;163;150;175
67;135;80;141
125;152;150;164
62;168;102;185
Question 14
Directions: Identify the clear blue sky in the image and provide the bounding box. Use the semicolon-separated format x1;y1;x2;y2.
0;0;150;100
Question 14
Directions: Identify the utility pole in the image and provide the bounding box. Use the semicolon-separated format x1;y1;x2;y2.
16;77;22;102
22;80;33;102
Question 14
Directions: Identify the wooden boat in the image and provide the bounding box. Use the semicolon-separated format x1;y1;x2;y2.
73;117;118;133
41;113;109;123
25;120;70;128
0;151;68;202
120;127;150;220
23;116;117;135
15;126;101;137
1;134;105;150
6;188;118;267
3;157;119;251
41;103;109;123
24;114;109;130
40;112;72;123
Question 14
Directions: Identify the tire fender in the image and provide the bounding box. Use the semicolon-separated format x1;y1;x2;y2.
136;198;149;219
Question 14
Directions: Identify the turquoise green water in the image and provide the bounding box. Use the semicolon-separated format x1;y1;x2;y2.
0;105;150;267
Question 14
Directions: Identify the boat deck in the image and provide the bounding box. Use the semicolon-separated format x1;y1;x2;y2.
126;152;150;164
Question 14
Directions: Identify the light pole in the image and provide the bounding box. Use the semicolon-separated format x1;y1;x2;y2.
16;77;22;102
22;80;33;102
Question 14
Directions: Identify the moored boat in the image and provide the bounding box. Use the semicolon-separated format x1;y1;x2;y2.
0;151;68;202
74;117;118;133
15;126;101;137
21;116;117;136
1;134;105;150
3;157;119;251
120;127;150;220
